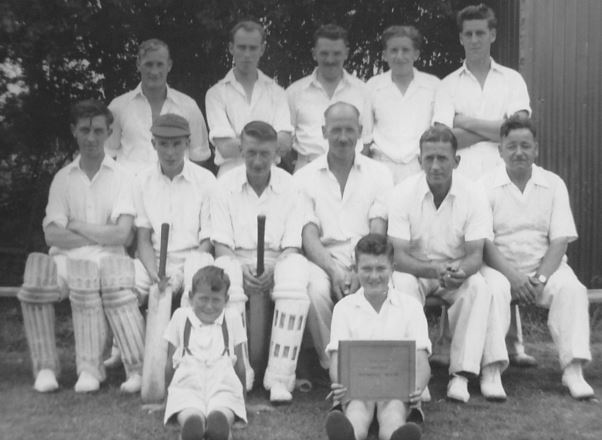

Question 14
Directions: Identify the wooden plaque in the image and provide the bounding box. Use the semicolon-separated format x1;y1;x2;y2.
338;340;416;401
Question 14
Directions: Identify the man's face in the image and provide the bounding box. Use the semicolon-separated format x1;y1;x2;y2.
323;106;362;160
137;47;172;90
356;253;393;297
71;115;111;160
383;36;419;76
229;28;265;75
152;135;188;175
313;38;348;81
242;135;277;180
499;128;538;174
459;19;496;62
419;140;459;186
190;286;228;325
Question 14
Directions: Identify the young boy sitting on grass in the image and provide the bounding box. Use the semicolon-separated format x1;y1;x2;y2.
164;266;247;440
325;234;431;440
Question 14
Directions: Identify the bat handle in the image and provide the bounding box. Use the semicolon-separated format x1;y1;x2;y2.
158;223;169;279
256;215;266;276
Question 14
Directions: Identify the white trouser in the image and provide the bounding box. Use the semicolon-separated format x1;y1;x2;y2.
530;262;591;368
217;158;244;177
293;153;321;173
370;150;421;184
455;141;503;180
392;269;506;375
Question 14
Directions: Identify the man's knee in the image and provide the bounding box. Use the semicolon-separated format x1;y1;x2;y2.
273;254;309;301
392;271;422;301
481;266;511;302
306;262;332;307
18;253;62;304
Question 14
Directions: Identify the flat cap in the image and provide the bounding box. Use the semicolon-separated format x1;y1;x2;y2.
151;113;190;138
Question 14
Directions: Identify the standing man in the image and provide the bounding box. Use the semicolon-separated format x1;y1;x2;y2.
482;117;594;400
295;102;393;373
133;114;215;305
205;20;292;176
18;100;145;394
287;24;372;171
210;121;309;403
388;125;511;403
106;39;210;174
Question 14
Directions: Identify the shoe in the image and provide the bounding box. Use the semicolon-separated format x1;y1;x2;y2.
562;362;595;400
120;373;142;394
181;414;204;440
390;422;422;440
447;375;469;403
325;410;355;440
509;352;537;368
74;371;100;393
406;407;425;425
206;410;230;440
420;386;431;402
480;364;507;401
103;343;122;368
270;382;293;404
34;369;59;393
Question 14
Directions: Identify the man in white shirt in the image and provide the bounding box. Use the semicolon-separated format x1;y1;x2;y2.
18;100;144;394
367;25;440;183
205;20;292;176
482;116;594;400
210;121;309;403
389;125;511;403
133;113;215;303
296;102;393;372
106;39;210;174
287;24;372;171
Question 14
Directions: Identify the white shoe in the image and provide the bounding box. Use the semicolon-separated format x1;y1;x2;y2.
447;375;469;403
74;371;100;393
103;344;122;368
562;362;594;400
421;386;431;402
269;382;292;404
120;373;142;394
480;364;507;401
34;369;59;393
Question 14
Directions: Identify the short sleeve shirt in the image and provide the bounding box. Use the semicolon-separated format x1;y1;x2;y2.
210;166;304;252
106;84;210;173
367;69;440;164
479;165;577;274
133;159;216;253
164;307;246;368
286;69;372;157
326;287;431;355
387;172;492;262
205;69;292;166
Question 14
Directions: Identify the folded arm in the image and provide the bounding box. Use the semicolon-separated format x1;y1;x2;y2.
68;214;134;246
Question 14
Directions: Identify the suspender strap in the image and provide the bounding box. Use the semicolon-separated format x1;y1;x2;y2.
181;316;230;357
182;318;193;357
221;317;230;356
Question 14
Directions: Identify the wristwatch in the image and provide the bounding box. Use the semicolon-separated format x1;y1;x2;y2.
534;273;548;285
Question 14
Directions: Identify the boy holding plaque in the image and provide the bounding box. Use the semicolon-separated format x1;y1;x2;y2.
325;234;430;440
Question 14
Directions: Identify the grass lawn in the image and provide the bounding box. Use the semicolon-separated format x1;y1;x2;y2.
1;298;601;440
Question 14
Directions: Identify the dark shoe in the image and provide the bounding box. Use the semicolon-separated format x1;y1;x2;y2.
390;422;422;440
205;411;230;440
406;407;425;425
325;410;355;440
181;414;204;440
509;352;538;368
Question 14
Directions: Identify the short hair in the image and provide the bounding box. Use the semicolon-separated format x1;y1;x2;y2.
313;24;348;47
137;38;170;61
323;101;360;121
355;234;394;264
419;125;458;152
230;20;265;43
70;99;113;127
241;120;277;143
191;266;231;297
457;4;497;31
381;25;423;51
500;114;537;139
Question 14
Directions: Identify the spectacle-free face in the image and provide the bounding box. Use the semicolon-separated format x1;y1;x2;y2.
137;46;172;91
313;38;348;81
71;115;111;161
152;135;188;176
499;128;538;174
383;36;419;77
459;19;496;63
356;253;393;297
242;135;277;181
229;28;265;75
190;286;229;325
419;140;459;187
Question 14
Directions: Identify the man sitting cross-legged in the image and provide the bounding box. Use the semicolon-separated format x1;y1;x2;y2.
325;234;429;440
18;99;144;394
388;125;511;402
210;120;309;403
482;116;594;400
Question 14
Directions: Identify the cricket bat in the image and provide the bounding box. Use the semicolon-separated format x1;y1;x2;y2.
141;223;172;403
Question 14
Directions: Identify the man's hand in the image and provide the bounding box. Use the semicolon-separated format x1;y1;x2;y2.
328;382;347;403
507;270;537;305
438;262;467;289
408;388;423;407
242;264;274;296
527;277;544;304
329;266;353;301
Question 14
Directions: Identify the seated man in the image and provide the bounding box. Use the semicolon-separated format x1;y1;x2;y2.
295;102;394;372
388;125;510;402
18;100;144;393
133;113;216;304
482;116;594;399
325;234;429;440
210;120;309;403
